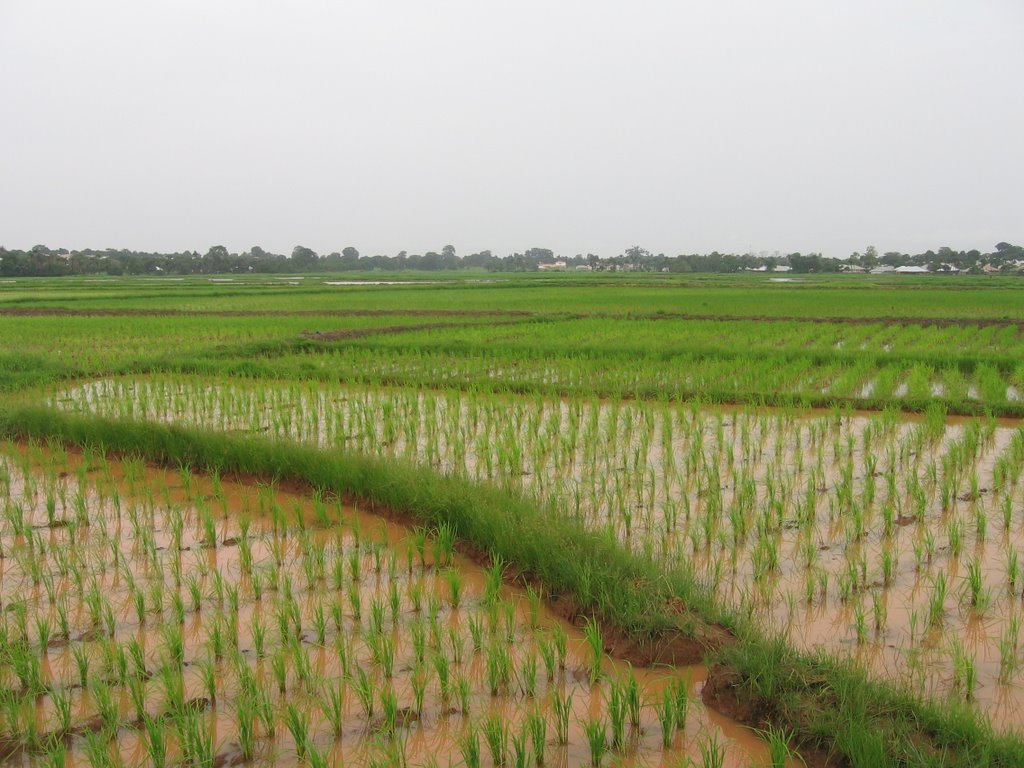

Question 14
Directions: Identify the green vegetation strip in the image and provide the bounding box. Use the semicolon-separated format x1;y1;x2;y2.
1;405;1022;767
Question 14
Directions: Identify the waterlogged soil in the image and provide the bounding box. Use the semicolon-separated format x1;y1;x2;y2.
0;442;786;768
55;377;1024;730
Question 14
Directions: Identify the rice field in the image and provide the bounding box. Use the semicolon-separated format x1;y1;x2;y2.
1;273;1023;766
47;376;1024;729
0;439;787;768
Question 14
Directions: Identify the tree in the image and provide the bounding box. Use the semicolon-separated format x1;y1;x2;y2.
340;247;359;270
291;245;318;269
203;245;229;273
863;246;878;269
624;245;651;261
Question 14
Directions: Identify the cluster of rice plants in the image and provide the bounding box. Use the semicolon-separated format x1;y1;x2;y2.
0;439;772;767
316;317;1024;408
50;375;1024;726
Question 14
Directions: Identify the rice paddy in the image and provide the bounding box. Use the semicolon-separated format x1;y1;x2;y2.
0;440;775;768
47;375;1024;728
1;272;1023;766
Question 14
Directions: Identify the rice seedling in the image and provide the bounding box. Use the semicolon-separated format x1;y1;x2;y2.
482;712;510;766
552;689;572;745
582;715;607;767
583;618;603;683
456;722;483;768
697;733;726;768
284;701;311;757
653;686;676;748
234;694;258;761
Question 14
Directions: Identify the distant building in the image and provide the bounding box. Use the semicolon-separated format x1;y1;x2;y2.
895;266;929;274
538;261;567;271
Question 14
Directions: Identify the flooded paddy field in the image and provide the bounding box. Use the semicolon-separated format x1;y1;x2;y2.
52;376;1024;730
0;440;783;768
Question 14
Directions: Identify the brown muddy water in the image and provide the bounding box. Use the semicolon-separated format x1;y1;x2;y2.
0;441;786;767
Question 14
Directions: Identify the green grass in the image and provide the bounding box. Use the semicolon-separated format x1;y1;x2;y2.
2;271;1023;318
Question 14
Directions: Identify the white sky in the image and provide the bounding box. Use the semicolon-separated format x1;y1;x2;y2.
2;1;1022;258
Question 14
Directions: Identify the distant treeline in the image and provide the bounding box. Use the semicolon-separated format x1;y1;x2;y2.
1;242;1021;277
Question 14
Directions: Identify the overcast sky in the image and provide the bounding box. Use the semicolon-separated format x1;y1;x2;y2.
2;1;1022;259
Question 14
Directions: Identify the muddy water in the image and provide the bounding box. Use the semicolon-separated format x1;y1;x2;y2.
0;442;784;768
53;376;1024;728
